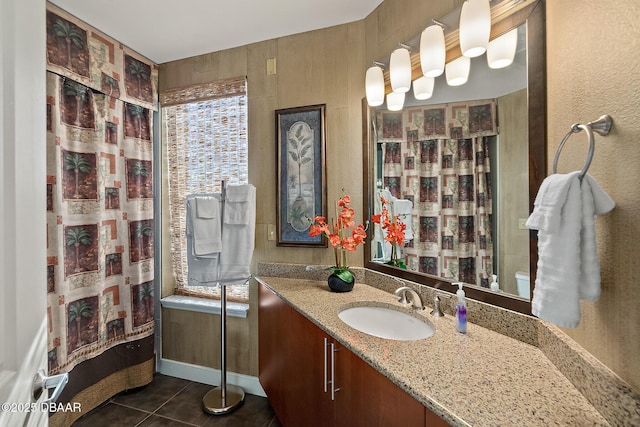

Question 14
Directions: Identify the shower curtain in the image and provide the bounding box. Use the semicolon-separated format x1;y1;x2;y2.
45;4;158;425
376;100;496;287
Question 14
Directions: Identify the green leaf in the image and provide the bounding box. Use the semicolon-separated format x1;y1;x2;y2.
334;269;354;283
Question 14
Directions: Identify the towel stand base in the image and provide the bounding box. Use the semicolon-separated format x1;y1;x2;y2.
202;384;245;415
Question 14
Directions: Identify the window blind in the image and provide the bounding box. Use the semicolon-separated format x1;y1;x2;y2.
162;77;249;302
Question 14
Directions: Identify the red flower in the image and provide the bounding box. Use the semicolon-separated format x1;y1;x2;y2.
308;192;367;271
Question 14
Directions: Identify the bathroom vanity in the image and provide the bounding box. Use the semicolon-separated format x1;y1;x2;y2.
257;276;610;426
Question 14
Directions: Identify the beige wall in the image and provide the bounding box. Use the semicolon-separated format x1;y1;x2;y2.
547;0;640;392
497;89;529;296
159;21;367;375
159;0;640;392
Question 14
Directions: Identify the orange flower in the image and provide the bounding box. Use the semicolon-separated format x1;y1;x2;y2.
308;192;367;272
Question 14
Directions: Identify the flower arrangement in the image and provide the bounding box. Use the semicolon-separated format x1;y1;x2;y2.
371;194;407;269
308;193;367;284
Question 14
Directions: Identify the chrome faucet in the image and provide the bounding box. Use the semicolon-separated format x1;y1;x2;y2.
393;285;424;310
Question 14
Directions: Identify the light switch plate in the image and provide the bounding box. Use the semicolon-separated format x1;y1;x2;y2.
518;218;528;230
267;224;276;240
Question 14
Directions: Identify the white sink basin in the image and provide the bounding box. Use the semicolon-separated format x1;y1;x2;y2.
338;304;435;341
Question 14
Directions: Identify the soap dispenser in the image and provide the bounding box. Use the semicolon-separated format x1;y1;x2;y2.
454;282;467;334
490;274;499;292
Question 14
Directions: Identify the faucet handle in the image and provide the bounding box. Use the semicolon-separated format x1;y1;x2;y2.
430;293;450;317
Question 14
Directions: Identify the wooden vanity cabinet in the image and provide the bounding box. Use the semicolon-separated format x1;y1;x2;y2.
259;283;447;426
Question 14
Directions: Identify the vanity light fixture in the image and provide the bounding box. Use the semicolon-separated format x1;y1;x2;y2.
386;91;405;111
413;76;435;100
390;45;412;93
365;62;385;107
459;0;491;58
487;28;518;69
420;24;446;78
445;56;471;86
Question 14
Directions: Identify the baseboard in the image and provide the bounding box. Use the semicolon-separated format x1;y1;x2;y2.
157;358;265;397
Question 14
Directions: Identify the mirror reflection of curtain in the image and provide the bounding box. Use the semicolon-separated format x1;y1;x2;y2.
376;99;497;287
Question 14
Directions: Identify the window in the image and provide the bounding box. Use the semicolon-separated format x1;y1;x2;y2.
161;77;248;302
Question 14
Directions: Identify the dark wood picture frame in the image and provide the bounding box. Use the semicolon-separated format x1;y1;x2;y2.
276;104;327;247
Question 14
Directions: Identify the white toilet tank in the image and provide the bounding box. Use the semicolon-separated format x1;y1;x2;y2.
515;271;530;298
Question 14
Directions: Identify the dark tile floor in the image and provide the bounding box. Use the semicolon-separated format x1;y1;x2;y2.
73;374;282;427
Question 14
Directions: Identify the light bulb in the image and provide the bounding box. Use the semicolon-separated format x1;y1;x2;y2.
459;0;491;58
413;76;435;100
386;91;405;111
420;25;445;78
390;47;412;93
365;65;385;107
445;56;470;86
487;28;518;69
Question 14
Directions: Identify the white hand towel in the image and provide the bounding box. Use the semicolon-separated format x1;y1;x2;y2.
219;184;256;280
527;172;614;328
579;174;615;301
525;173;577;233
224;184;252;224
187;196;222;257
196;197;217;219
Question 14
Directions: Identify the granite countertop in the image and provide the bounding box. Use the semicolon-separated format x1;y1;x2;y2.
256;276;609;427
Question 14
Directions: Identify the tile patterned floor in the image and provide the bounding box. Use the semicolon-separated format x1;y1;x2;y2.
73;374;282;427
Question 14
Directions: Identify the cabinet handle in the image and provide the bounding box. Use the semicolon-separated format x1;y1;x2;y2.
323;337;329;393
330;342;341;400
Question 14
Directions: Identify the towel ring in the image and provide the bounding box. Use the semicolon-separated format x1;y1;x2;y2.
552;115;612;179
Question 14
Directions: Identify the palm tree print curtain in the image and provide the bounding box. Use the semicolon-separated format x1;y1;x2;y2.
46;71;155;374
45;5;158;424
376;99;496;288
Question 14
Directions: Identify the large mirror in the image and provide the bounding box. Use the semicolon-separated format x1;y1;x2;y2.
363;0;545;314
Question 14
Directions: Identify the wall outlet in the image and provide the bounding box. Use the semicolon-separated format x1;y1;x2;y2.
518;218;528;230
267;224;276;241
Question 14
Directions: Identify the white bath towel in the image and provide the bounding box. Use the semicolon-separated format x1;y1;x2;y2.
526;172;614;328
187;196;222;256
219;184;256;281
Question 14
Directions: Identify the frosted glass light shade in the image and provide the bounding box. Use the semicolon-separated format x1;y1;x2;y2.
420;25;446;78
365;66;385;107
487;28;518;69
445;56;470;86
390;48;412;93
386;91;405;111
459;0;491;58
413;76;435;100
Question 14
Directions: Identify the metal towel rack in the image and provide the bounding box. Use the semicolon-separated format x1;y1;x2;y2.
201;180;250;415
552;115;613;179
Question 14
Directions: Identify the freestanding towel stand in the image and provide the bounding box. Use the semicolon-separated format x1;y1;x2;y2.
202;181;250;415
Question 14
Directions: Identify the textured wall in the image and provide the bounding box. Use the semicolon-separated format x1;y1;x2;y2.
546;0;640;391
159;21;366;374
158;0;640;391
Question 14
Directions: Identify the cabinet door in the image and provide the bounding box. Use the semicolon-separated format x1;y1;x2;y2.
259;283;444;427
258;283;332;426
334;347;426;427
258;284;287;416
